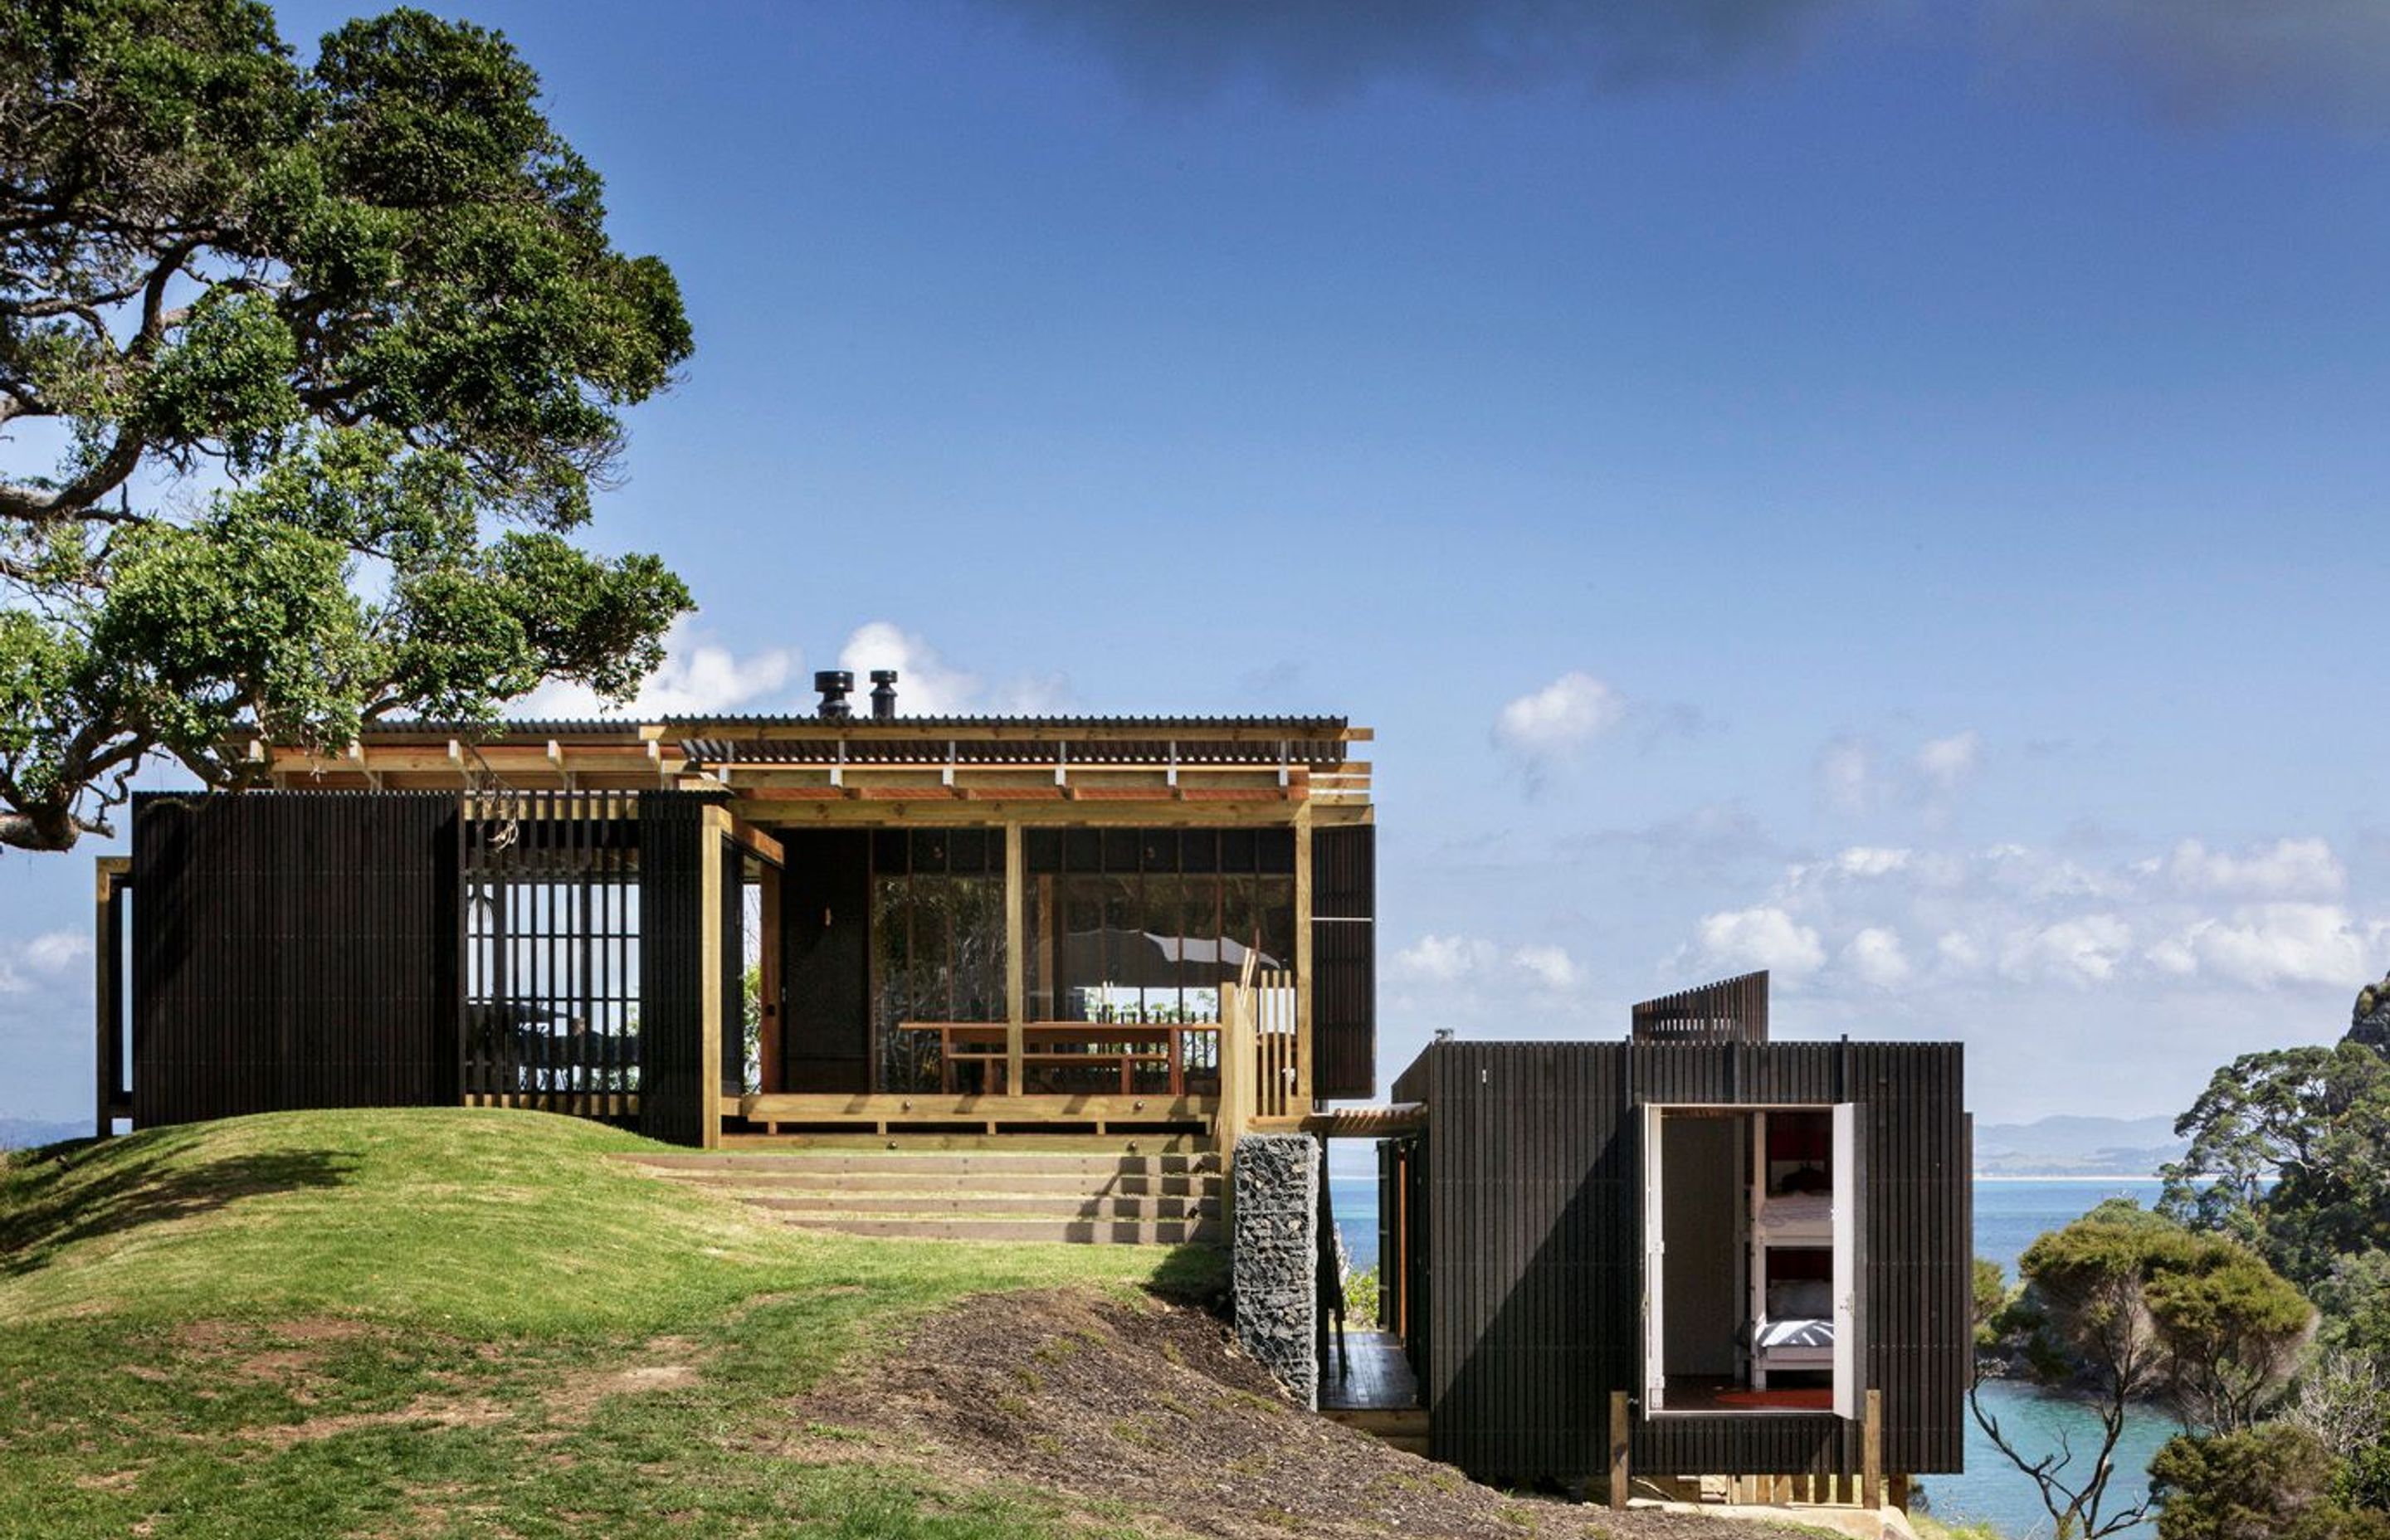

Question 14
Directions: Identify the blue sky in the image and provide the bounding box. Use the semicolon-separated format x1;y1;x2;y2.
7;0;2390;1129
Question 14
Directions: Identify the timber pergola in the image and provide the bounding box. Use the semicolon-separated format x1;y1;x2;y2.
253;714;1374;820
134;713;1378;1148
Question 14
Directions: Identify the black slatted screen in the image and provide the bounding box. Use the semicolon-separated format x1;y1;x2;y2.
1311;823;1375;1100
130;792;459;1127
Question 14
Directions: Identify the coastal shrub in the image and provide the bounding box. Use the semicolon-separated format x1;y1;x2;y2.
2150;1425;2390;1540
1343;1265;1381;1331
2339;1441;2390;1515
1993;1201;2311;1430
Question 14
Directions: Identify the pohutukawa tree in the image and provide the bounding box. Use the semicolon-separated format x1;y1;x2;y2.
0;0;695;852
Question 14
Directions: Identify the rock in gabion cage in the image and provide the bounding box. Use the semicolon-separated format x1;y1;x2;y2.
1232;1132;1319;1408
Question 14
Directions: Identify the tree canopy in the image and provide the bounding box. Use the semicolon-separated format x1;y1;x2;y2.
1976;1200;2314;1538
2159;1040;2390;1289
1;0;695;851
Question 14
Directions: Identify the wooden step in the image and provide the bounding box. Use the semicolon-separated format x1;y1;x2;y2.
719;1130;1217;1155
1324;1406;1428;1456
652;1168;1219;1198
627;1151;1220;1177
744;1192;1220;1221
757;1212;1224;1245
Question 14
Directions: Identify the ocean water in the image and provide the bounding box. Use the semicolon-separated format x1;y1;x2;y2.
1322;1174;2177;1538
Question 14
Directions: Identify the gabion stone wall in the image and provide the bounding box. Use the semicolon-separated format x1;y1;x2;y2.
1232;1132;1319;1408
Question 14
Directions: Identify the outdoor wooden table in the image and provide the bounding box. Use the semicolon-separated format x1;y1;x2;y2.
906;1022;1196;1095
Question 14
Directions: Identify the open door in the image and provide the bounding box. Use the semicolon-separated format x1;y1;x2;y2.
1831;1101;1866;1420
1641;1101;1667;1413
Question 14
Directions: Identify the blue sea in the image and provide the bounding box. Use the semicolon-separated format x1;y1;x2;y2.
1324;1174;2175;1538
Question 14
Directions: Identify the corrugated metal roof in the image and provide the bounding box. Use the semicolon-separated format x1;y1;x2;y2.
357;713;1354;738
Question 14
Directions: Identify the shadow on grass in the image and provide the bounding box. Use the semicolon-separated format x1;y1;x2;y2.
0;1140;353;1277
1144;1241;1231;1313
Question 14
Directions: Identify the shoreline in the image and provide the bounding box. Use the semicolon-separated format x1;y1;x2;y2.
1973;1172;2165;1182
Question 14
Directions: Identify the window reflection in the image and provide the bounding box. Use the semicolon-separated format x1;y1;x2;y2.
871;829;1004;1093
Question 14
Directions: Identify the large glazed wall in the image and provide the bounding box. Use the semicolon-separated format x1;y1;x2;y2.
1390;1040;1969;1484
131;792;461;1125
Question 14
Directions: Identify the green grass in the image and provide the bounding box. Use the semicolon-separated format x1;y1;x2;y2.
0;1109;1222;1540
1908;1517;2007;1540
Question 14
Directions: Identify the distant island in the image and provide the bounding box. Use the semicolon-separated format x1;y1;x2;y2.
1973;1114;2186;1178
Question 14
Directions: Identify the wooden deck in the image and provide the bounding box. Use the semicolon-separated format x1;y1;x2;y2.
731;1091;1217;1135
1321;1330;1420;1411
1319;1331;1426;1455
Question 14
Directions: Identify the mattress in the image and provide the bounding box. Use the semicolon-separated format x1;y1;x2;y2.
1753;1317;1835;1351
1757;1193;1834;1233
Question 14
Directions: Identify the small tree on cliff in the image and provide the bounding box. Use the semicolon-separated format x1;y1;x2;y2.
1;0;695;853
1976;1201;2313;1538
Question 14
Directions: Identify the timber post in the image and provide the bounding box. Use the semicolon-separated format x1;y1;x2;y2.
1218;982;1251;1160
1004;821;1026;1095
1609;1390;1630;1510
1863;1386;1882;1511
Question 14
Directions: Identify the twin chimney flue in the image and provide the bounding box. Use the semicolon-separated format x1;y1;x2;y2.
814;669;899;719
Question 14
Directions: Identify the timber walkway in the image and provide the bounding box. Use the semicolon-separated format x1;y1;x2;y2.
622;1141;1223;1245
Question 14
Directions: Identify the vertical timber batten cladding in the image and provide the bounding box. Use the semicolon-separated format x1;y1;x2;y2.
1385;1036;1969;1487
130;792;461;1125
635;791;717;1148
1632;969;1768;1045
112;709;1375;1143
1310;825;1375;1100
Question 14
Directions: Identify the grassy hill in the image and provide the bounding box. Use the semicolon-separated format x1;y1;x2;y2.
0;1109;1806;1540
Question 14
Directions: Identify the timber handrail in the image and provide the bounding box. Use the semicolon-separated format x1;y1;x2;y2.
1217;968;1302;1153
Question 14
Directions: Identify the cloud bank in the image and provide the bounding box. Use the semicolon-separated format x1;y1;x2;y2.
1680;833;2386;995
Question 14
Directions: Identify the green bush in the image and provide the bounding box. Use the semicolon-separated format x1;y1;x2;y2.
2151;1425;2390;1540
2340;1441;2390;1514
1343;1265;1381;1330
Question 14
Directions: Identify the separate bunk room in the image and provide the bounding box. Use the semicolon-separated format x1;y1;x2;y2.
1642;1103;1862;1417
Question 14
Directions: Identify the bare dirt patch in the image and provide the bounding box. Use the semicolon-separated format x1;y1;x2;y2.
256;1394;510;1448
793;1289;1797;1540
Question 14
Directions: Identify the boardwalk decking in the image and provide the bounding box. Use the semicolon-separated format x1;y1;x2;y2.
1319;1330;1426;1455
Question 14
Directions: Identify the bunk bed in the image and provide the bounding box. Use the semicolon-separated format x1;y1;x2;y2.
1747;1112;1836;1389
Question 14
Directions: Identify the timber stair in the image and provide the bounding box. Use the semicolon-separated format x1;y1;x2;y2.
623;1147;1224;1245
1322;1406;1428;1458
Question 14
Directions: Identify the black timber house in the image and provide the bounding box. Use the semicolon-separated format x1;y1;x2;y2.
94;694;1378;1148
1372;973;1972;1502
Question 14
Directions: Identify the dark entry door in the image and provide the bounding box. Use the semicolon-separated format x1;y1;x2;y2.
778;829;871;1093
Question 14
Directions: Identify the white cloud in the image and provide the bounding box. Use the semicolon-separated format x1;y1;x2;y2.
19;932;88;974
1493;672;1624;770
1841;927;1911;988
1817;729;1984;819
2145;903;2373;988
1695;905;1826;978
840;621;978;716
1393;934;1500;983
1999;914;2133;985
1393;933;1578;992
1513;944;1581;992
0;929;94;995
839;621;1074;718
519;622;795;719
1915;730;1982;794
1835;846;1912;879
1936;930;1988;972
2156;838;2345;899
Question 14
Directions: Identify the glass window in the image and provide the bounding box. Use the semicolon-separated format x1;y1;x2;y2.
870;829;1006;1093
1022;826;1295;1026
